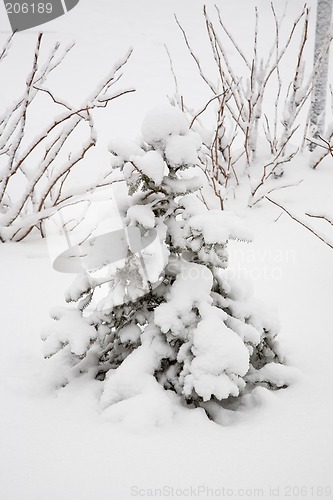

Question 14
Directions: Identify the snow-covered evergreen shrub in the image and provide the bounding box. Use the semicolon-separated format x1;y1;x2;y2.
42;106;287;419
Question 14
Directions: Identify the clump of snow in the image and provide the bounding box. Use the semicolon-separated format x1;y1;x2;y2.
122;161;135;180
246;363;300;388
119;324;141;344
154;261;213;337
163;176;203;195
165;134;200;168
108;137;145;161
225;315;261;345
41;309;97;357
127;204;155;229
141;105;189;144
183;312;250;401
186;210;253;246
131;150;165;185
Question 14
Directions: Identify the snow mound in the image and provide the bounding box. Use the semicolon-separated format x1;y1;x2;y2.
165;134;200;167
100;345;176;429
141;105;189;144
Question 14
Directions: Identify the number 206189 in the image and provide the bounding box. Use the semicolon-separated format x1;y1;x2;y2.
6;3;53;14
284;485;332;497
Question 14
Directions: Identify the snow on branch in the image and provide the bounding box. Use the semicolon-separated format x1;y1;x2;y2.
0;35;134;242
171;4;330;210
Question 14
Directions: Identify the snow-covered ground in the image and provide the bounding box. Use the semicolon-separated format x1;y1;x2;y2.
1;1;333;499
1;203;333;499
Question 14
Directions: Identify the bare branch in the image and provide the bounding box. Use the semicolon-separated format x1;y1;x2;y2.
189;92;225;129
266;196;333;250
215;4;251;70
305;212;333;226
175;14;217;94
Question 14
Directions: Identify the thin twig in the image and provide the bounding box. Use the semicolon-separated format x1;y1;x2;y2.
305;213;333;226
266;196;333;250
175;14;217;94
189;92;225;129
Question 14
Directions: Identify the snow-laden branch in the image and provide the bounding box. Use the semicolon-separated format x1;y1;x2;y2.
0;35;134;242
172;4;329;210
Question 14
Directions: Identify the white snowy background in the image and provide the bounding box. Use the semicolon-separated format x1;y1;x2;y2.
0;1;333;499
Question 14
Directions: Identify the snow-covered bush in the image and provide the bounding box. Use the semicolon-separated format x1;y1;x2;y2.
173;5;332;209
42;105;287;421
0;33;133;242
